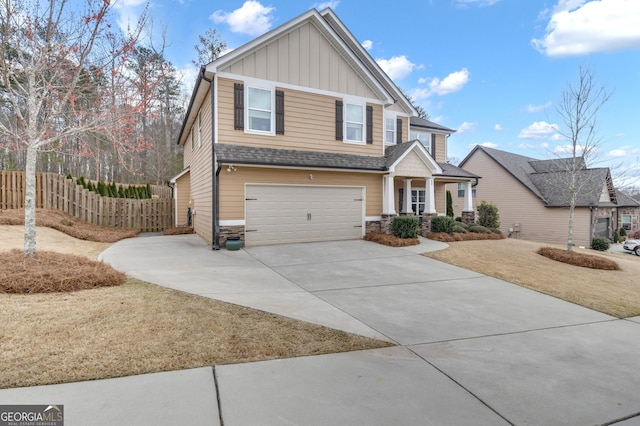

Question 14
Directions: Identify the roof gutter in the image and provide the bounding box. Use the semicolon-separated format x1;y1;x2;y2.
200;68;220;250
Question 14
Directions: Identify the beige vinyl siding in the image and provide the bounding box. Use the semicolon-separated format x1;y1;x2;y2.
220;22;377;99
218;77;383;156
175;172;191;226
434;134;447;163
219;167;382;220
187;91;214;244
434;183;447;213
462;149;592;246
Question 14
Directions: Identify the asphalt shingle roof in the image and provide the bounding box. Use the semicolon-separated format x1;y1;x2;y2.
409;117;456;133
215;143;478;179
472;146;616;207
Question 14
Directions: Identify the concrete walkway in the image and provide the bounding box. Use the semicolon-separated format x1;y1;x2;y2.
3;235;640;425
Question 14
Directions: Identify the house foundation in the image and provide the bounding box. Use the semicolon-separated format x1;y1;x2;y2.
461;211;475;224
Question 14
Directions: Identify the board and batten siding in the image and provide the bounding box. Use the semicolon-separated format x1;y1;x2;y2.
462;148;592;246
219;22;378;100
217;77;384;156
218;167;382;221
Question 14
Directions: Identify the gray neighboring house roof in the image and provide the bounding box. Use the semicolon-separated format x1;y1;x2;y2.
461;145;618;207
616;190;640;207
410;117;456;133
215;143;478;179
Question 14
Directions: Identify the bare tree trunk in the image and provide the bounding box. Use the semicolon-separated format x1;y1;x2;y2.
24;145;38;257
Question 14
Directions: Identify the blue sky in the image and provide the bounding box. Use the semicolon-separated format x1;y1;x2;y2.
114;0;640;186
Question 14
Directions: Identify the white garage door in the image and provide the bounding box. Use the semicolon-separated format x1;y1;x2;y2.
245;185;364;246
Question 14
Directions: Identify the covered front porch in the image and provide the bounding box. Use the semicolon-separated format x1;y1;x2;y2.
378;141;478;236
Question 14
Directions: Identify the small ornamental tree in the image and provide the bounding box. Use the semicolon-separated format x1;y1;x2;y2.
446;190;454;217
477;201;500;229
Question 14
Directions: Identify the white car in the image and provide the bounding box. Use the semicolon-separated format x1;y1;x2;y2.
623;239;640;256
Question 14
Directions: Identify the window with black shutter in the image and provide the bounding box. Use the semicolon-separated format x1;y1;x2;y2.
396;118;403;144
335;100;343;140
234;83;244;130
366;105;373;144
275;90;284;135
431;134;437;158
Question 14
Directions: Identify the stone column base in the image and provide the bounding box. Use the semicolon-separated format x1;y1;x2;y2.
421;213;437;237
380;214;396;235
462;211;475;224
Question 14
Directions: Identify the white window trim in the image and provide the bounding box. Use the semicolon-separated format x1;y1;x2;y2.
245;84;275;136
384;113;398;145
344;101;366;145
190;128;194;151
410;129;432;153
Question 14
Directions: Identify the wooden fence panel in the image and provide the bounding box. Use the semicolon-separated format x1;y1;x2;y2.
0;172;174;231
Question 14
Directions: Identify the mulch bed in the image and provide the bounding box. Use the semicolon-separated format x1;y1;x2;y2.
537;247;620;270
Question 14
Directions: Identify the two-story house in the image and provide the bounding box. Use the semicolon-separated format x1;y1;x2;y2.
171;7;477;248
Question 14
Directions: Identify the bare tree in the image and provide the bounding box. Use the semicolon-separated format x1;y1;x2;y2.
192;28;227;66
0;0;147;256
553;66;611;251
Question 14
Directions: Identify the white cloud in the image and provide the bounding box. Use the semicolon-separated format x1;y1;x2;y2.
314;1;339;10
411;68;470;99
457;121;477;133
609;148;627;157
518;121;560;139
553;144;586;155
532;0;640;56
481;142;499;148
519;142;549;149
376;55;415;81
494;124;503;131
211;1;275;36
524;101;552;113
361;40;373;51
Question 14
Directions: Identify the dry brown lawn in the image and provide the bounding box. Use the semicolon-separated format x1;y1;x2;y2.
0;209;392;389
423;238;640;319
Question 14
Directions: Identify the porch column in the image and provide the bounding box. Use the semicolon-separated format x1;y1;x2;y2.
425;177;436;214
382;174;396;215
463;180;473;212
402;179;413;214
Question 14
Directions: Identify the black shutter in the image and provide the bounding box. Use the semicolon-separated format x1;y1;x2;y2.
234;83;244;130
335;100;343;140
275;90;284;135
366;105;373;144
431;134;437;157
396;118;403;144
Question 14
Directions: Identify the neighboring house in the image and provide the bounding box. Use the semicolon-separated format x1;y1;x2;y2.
457;145;640;247
170;7;477;248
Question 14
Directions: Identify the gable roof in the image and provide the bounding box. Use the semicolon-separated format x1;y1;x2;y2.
461;145;618;207
178;8;418;147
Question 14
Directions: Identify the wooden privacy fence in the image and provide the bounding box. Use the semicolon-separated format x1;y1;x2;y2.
1;171;174;231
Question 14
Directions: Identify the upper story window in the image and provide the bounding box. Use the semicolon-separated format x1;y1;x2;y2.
458;183;476;198
345;103;364;143
247;87;273;133
234;82;284;135
385;117;396;145
410;129;431;153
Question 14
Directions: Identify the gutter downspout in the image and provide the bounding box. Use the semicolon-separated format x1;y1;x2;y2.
200;68;220;250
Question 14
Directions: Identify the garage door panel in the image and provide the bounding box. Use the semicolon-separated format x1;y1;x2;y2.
245;185;364;246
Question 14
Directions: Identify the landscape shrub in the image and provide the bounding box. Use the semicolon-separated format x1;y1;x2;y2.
490;228;502;234
392;216;420;239
67;174;153;199
591;236;610;251
446;190;454;217
619;227;627;237
455;217;462;222
452;225;467;234
431;216;455;234
469;224;492;234
613;230;620;244
477;201;500;229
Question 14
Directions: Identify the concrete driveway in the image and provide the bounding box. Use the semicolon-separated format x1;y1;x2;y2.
3;235;640;425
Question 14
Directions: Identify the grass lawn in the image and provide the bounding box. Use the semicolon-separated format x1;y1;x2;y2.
423;238;640;319
0;209;391;389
